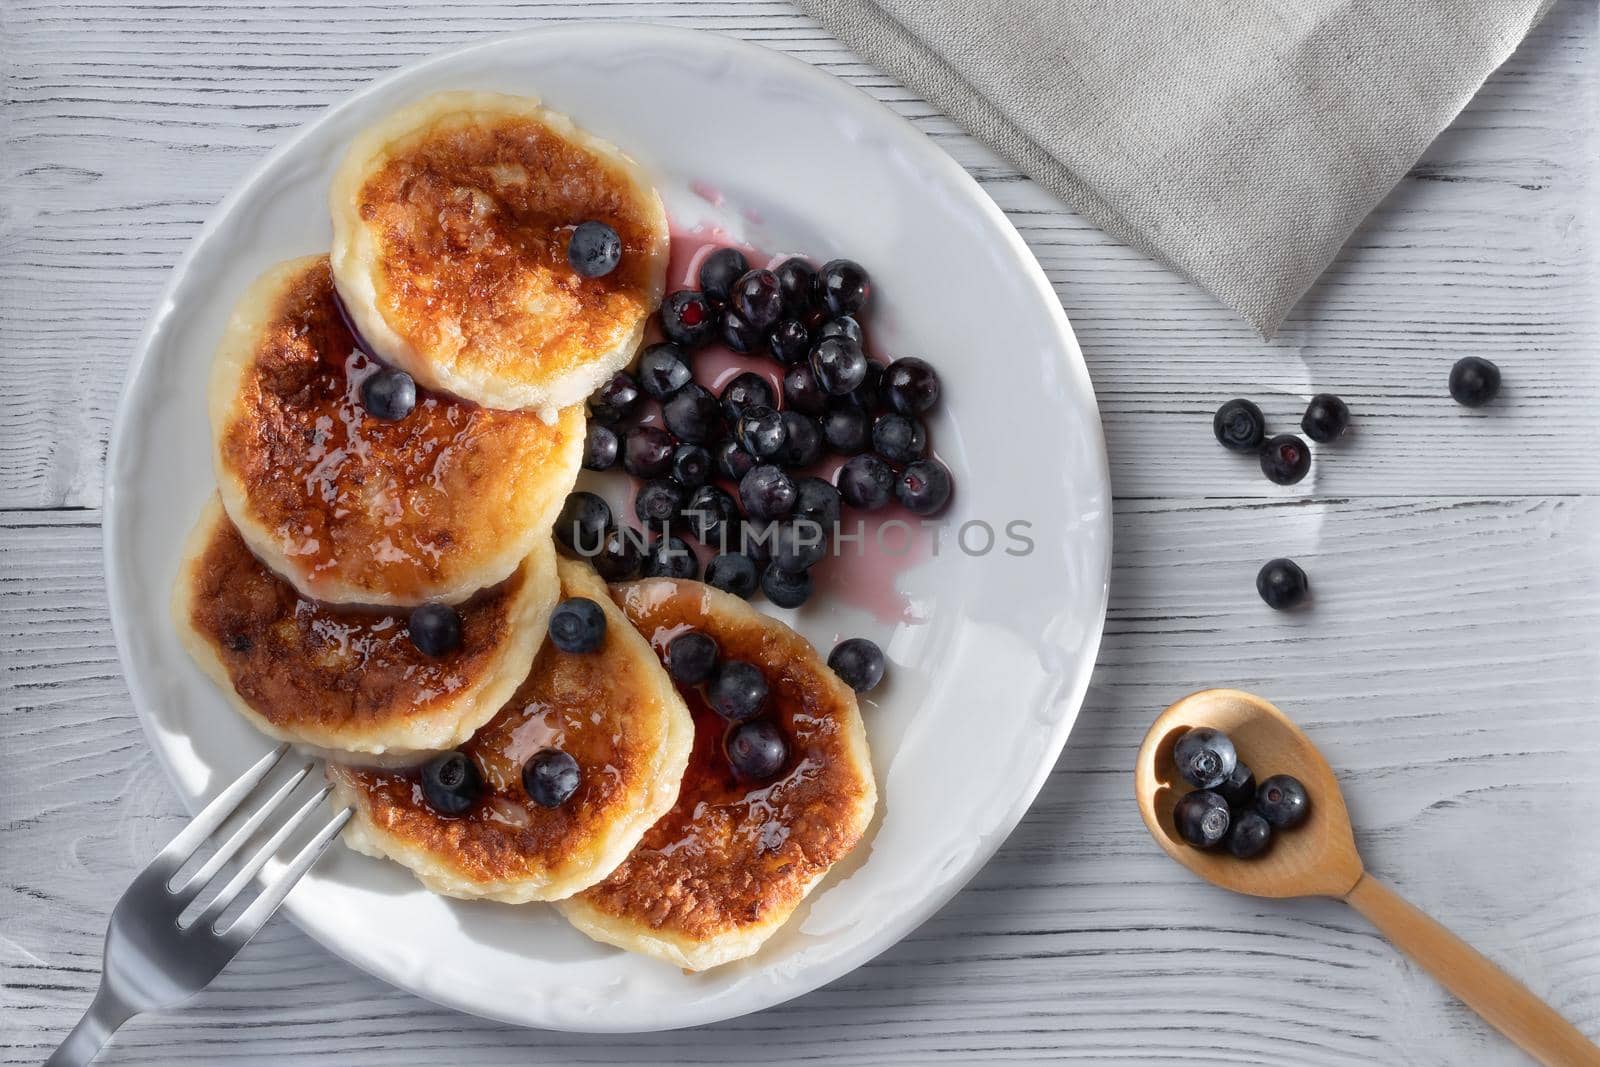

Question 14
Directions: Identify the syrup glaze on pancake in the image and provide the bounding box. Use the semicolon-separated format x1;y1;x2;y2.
329;92;669;416
559;579;876;971
210;255;582;606
173;497;556;757
328;559;693;903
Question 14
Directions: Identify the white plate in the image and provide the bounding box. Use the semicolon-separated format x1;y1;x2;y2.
104;25;1111;1032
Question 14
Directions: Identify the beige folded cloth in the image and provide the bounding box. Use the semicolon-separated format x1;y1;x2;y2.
795;0;1555;336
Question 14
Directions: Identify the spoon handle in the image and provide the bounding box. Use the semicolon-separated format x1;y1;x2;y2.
1345;873;1600;1066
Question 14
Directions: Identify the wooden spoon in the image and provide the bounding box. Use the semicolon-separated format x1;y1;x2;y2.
1135;688;1600;1066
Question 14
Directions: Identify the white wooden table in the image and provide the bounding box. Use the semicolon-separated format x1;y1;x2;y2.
3;2;1597;1063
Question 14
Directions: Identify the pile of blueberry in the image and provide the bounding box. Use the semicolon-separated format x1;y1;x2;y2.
1212;393;1349;486
415;596;605;816
665;631;788;780
1169;727;1308;859
572;249;952;610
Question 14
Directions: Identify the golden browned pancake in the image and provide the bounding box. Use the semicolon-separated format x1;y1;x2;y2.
327;559;694;903
558;579;877;971
328;91;670;418
209;255;583;607
173;497;557;759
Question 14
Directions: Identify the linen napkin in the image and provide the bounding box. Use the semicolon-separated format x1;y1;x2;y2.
795;0;1555;337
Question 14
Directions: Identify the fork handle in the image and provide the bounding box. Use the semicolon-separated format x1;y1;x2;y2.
46;982;136;1067
1345;873;1600;1066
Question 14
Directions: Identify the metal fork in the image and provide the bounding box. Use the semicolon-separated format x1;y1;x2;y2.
46;744;353;1066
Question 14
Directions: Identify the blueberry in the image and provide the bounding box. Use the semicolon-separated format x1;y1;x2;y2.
821;404;871;455
1172;789;1231;848
661;290;716;348
761;564;813;608
739;464;796;521
698;247;749;306
581;423;619;471
662;383;723;444
1259;434;1311;485
360;368;416;421
776;411;824;469
634;478;685;528
522;749;581;808
739;521;777;566
896;459;952;515
828;638;885;692
554;491;610;556
408;603;463;657
818;259;871;317
782;364;828;416
708;660;769;721
774;257;818;317
871;413;926;465
837;454;895;510
590;371;641;424
1450;356;1501;407
642;535;699;580
767;319;812;365
793;476;842;532
1255;774;1310;829
737;405;788;461
720;372;775;423
817;316;863;346
1256;558;1309;610
715;437;756;483
772;519;828;573
1227;810;1274;859
636;343;692;399
1215;761;1257;810
593;526;645;581
731;269;784;330
720;309;761;353
724;719;788;780
623;425;675;479
683;484;741;547
420;751;483;816
1173;727;1237;789
567;220;621;278
1213;398;1265;452
671;443;713;489
705;552;760;598
850;361;884;412
1301;394;1350;443
549;597;606;653
882;357;940;416
810;337;868;395
667;630;720;685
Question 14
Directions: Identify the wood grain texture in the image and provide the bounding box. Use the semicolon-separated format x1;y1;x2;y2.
2;0;1598;1064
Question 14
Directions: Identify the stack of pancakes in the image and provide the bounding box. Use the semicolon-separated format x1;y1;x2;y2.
173;92;875;971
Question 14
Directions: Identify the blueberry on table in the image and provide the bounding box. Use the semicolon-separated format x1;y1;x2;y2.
720;372;775;422
684;484;741;547
817;315;864;346
1172;789;1231;848
1212;398;1265;453
359;368;416;421
1173;726;1237;789
667;631;720;685
761;564;813;608
642;535;699;580
1259;434;1311;485
739;464;797;521
720;309;761;353
623;425;676;479
725;719;789;780
882;357;941;416
671;443;713;489
1256;558;1310;610
554;491;611;556
821;404;871;455
818;258;871;317
776;411;824;469
709;660;769;722
837;454;895;511
582;423;619;471
1450;356;1501;407
731;269;784;330
549;597;607;654
522;750;581;808
634;478;686;528
1215;761;1257;810
407;603;463;658
567;220;622;278
793;476;842;532
896;459;952;516
1255;774;1310;829
737;405;788;461
810;336;868;396
660;290;717;348
637;342;693;400
421;751;482;816
871;412;927;465
1301;393;1350;443
715;437;756;482
593;526;644;581
589;371;642;424
767;318;812;365
1226;810;1274;859
662;382;723;444
705;552;760;598
828;638;885;693
698;247;749;306
774;257;819;317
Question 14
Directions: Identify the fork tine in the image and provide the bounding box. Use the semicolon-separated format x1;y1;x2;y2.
191;784;332;931
170;762;314;902
220;805;353;948
151;744;290;874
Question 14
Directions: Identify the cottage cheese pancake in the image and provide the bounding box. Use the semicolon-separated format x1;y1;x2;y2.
329;91;669;417
209;255;582;606
328;559;694;903
558;579;877;971
173;497;557;758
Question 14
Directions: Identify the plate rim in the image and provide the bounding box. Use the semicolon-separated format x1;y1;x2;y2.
103;22;1112;1032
